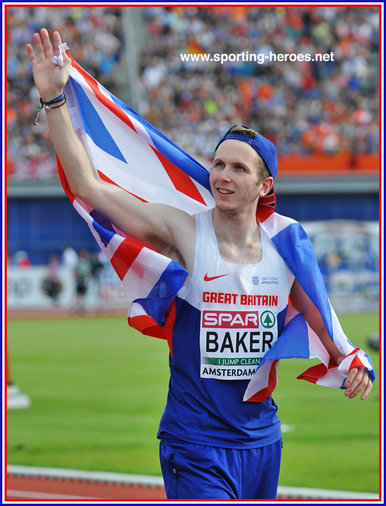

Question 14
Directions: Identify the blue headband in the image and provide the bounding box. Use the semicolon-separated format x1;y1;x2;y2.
214;129;278;179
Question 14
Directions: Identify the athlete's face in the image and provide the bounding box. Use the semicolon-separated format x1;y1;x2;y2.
210;139;272;214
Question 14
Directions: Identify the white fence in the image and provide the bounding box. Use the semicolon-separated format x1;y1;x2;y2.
303;220;379;312
7;264;129;310
7;221;379;313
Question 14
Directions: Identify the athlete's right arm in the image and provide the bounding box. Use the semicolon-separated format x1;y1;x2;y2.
26;29;194;265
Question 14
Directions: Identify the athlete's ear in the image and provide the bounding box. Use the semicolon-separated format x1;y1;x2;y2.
259;176;274;197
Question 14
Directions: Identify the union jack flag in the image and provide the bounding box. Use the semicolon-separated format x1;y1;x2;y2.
58;47;375;401
245;213;375;400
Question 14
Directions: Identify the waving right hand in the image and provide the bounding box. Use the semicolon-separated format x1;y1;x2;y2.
26;28;71;102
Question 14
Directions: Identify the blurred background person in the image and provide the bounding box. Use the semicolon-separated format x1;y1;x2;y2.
41;255;62;306
73;249;91;313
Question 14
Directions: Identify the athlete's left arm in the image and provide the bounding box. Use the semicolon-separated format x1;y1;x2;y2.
290;280;372;400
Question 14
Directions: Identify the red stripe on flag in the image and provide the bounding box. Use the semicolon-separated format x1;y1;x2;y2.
297;362;328;384
164;300;177;358
257;204;276;223
151;146;207;206
110;237;143;281
128;315;162;337
128;300;177;357
257;187;276;223
349;353;365;370
68;54;136;133
97;170;148;203
56;157;75;203
247;360;279;402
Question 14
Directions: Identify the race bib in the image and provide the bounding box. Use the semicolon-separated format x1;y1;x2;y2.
200;308;278;380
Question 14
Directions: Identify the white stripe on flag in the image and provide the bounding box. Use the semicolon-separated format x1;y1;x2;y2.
316;367;346;388
129;115;156;148
129;302;148;318
73;200;123;261
243;360;276;401
73;199;93;225
97;81;112;101
122;247;170;297
331;306;355;356
95;232;124;262
283;304;297;325
262;213;297;239
308;326;330;364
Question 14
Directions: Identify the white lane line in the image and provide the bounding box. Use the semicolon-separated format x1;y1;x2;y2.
7;489;99;500
7;465;164;487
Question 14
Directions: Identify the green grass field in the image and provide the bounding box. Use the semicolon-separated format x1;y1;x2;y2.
7;313;380;493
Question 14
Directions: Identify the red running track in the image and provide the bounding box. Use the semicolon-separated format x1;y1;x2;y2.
6;475;167;501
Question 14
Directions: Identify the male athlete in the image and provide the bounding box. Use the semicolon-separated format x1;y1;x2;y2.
26;29;373;499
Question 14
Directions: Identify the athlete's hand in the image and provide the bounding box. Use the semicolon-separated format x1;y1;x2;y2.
26;28;71;102
341;360;373;400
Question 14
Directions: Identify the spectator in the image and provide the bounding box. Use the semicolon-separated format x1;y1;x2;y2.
74;249;91;312
89;250;105;307
11;250;31;267
61;244;78;271
42;255;62;305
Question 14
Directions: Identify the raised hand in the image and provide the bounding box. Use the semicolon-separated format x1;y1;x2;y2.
26;28;71;102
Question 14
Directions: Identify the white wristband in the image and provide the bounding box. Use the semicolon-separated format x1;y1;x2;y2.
52;42;69;67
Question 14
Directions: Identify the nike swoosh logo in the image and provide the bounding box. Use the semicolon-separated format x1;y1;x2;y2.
204;273;229;282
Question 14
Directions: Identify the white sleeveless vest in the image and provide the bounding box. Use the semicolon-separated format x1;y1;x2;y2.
179;209;295;381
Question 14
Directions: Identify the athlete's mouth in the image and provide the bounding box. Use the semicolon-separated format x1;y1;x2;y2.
217;188;233;195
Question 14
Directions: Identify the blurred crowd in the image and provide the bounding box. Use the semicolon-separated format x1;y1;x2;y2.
7;5;379;180
7;6;123;181
139;6;379;166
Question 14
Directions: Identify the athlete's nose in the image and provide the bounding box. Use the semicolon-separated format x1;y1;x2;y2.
219;165;232;182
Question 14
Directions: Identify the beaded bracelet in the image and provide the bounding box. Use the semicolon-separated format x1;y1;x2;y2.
33;94;66;125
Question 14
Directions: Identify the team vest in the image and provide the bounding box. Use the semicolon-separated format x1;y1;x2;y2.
158;210;295;448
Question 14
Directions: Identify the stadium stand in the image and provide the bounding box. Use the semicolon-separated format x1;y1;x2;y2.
138;6;379;168
7;5;379;181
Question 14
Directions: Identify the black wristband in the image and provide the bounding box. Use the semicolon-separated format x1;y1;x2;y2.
41;93;65;106
40;95;66;110
33;95;67;125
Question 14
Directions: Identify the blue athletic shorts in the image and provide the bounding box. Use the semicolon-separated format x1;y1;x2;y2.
159;435;282;499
